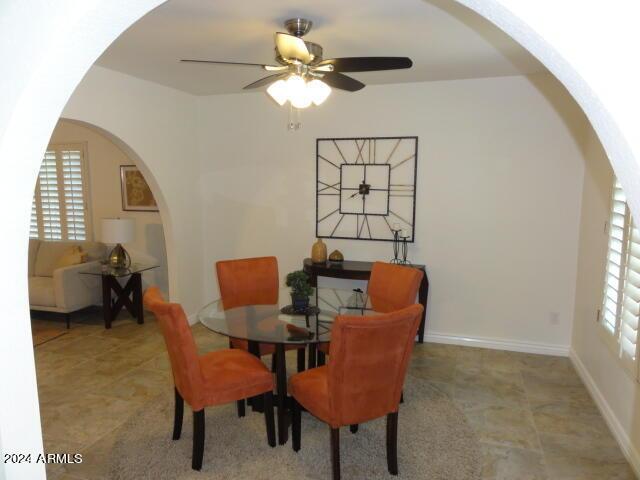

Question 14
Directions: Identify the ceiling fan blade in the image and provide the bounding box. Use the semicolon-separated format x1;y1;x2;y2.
321;72;365;92
275;33;312;64
243;73;289;90
317;57;413;72
180;59;286;71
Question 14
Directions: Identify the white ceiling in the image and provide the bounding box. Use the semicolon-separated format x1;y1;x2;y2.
96;0;546;96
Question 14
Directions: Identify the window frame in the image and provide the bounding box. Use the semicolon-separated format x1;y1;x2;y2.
30;142;93;241
599;178;640;380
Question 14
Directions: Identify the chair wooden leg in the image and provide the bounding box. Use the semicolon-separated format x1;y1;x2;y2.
65;313;70;329
297;348;305;373
236;399;245;418
317;350;326;366
400;391;404;404
192;409;205;471
386;412;399;475
349;424;358;434
292;398;301;452
330;427;341;480
264;391;276;447
271;351;277;373
173;388;184;440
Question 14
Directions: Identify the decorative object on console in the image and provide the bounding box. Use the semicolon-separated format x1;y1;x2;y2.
102;218;135;269
316;137;417;241
328;249;344;262
390;224;411;265
120;165;158;212
285;270;315;313
311;238;328;263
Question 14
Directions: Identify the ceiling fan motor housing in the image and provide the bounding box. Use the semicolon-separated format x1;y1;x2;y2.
285;18;313;37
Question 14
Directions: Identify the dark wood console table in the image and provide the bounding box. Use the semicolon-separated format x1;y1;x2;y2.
303;258;429;343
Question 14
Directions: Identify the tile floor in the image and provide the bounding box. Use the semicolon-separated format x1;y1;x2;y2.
33;310;636;479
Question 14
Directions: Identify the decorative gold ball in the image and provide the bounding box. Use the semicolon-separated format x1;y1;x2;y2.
328;249;344;262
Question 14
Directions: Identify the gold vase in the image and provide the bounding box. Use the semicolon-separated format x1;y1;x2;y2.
311;238;328;264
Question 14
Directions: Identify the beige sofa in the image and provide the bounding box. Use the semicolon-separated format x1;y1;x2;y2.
28;239;107;325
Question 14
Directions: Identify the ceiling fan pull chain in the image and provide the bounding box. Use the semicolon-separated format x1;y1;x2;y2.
288;103;302;131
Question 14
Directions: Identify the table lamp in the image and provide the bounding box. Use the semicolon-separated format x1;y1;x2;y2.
101;218;135;268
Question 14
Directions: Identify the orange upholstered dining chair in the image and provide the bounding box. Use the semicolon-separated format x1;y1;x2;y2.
289;304;424;480
216;257;306;415
318;262;423;357
143;287;275;471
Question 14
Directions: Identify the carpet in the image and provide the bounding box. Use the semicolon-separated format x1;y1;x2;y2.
108;375;481;480
31;319;68;347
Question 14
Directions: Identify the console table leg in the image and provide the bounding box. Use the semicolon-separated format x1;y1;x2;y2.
102;276;112;329
418;276;429;343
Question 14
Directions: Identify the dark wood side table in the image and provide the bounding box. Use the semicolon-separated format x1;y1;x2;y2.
303;258;429;343
80;263;158;329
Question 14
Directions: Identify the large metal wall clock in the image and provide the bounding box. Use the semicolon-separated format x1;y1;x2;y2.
316;136;418;242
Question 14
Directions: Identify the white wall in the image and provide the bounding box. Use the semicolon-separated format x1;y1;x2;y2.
61;66;202;316
570;127;640;472
197;73;588;354
48;120;169;293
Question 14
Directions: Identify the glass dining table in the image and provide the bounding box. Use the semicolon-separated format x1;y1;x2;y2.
197;287;380;445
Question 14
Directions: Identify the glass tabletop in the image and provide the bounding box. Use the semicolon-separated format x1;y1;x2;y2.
198;287;381;345
79;262;159;277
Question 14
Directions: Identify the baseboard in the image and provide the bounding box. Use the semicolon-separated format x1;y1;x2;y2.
569;349;640;476
424;331;569;356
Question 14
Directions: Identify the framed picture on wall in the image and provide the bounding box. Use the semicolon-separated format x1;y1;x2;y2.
120;165;158;212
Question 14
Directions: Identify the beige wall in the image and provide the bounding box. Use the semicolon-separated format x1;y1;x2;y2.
197;72;589;354
49;120;169;293
571;127;640;470
62;66;202;317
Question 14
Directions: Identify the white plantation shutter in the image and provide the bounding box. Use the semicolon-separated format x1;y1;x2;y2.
38;151;62;240
601;179;640;377
61;149;88;240
620;224;640;370
602;182;628;333
30;145;90;241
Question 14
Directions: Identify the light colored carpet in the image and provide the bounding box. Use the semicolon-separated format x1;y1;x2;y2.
108;376;481;480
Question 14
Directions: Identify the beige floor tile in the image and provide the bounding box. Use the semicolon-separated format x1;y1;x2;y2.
42;393;144;447
467;405;541;451
482;443;548;480
531;401;609;437
95;367;172;402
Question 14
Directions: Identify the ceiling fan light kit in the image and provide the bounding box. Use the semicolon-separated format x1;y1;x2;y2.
181;18;413;127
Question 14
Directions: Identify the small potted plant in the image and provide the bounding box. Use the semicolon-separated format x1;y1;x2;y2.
286;270;314;312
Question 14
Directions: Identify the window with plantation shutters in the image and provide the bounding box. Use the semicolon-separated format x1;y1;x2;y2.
601;179;640;376
30;144;91;241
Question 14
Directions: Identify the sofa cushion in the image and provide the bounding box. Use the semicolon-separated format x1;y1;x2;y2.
55;246;86;270
28;276;56;307
35;241;106;277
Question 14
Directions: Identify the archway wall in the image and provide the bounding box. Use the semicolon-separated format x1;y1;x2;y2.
52;119;170;294
456;0;640;230
62;66;203;314
0;2;165;477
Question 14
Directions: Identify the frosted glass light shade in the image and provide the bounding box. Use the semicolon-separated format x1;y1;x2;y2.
101;218;135;244
266;79;288;106
287;75;312;109
308;79;331;105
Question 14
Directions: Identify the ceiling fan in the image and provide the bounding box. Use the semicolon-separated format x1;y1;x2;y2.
181;18;413;109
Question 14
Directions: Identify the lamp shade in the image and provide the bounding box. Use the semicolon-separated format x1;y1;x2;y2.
101;218;135;244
